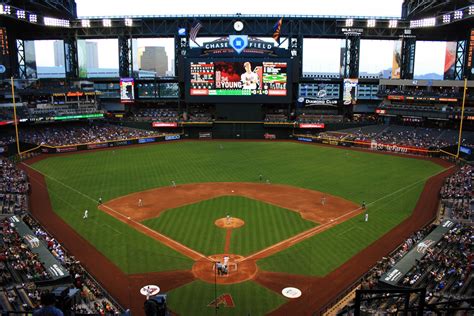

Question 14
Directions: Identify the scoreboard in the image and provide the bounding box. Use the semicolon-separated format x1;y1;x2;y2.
186;59;291;103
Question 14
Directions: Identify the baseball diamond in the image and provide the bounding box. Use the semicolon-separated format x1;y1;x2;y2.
2;2;473;314
19;140;452;315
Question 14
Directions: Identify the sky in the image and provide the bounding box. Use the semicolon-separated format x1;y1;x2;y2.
33;0;449;79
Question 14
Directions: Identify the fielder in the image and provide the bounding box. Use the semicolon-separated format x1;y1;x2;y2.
83;209;88;219
138;198;143;207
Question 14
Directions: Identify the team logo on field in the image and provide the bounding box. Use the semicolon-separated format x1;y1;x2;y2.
207;293;235;308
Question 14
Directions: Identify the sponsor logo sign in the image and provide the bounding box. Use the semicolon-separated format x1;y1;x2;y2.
229;35;249;54
299;123;325;129
297;137;313;142
165;135;181;141
152;122;178;128
416;239;435;254
87;143;108;150
138;137;156;144
24;234;40;248
264;133;276;140
56;146;77;153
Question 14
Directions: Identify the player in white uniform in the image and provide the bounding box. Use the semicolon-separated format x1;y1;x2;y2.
241;62;259;90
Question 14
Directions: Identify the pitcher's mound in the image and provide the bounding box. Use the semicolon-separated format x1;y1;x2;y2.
215;217;245;229
192;254;257;284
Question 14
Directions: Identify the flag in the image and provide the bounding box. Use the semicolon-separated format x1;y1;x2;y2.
189;21;202;43
272;18;283;43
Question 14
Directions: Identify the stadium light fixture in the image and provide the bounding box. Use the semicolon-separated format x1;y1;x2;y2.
367;19;376;27
410;17;435;28
81;19;91;27
124;18;133;27
388;19;398;28
16;10;26;19
103;18;112;27
29;14;37;23
0;4;11;15
453;10;463;20
442;14;451;24
44;17;70;27
345;18;353;27
469;6;474;15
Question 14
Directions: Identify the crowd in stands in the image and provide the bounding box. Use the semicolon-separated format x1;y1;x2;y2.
20;124;162;146
22;216;121;315
133;108;179;122
336;164;473;315
378;87;463;99
0;136;14;147
0;159;28;214
440;165;473;221
342;125;474;149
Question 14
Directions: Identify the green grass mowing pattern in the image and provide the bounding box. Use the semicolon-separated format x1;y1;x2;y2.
257;180;426;276
31;141;445;274
166;280;286;316
142;196;316;256
42;178;194;274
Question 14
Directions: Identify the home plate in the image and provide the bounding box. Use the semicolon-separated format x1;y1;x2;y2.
282;287;302;298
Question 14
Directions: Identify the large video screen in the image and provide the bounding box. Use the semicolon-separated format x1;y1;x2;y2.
186;59;290;103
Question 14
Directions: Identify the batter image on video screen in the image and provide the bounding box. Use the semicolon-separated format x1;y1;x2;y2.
189;60;287;97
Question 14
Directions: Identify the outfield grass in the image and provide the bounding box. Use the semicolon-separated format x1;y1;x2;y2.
166;280;287;316
143;196;316;256
31;141;445;275
258;180;426;275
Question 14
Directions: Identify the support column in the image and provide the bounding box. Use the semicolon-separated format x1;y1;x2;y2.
341;34;360;79
400;36;416;80
118;35;132;78
64;37;79;79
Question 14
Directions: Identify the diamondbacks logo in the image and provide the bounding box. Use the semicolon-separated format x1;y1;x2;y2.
207;293;235;308
24;234;40;248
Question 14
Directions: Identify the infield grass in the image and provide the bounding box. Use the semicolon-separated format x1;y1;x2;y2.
143;195;316;256
30;141;445;275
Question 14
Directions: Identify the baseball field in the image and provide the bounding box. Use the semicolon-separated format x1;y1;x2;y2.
22;140;452;315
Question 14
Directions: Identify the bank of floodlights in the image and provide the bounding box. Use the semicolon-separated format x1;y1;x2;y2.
367;19;376;27
125;18;133;27
442;14;451;23
29;14;37;23
81;19;91;27
345;18;353;27
44;17;70;27
16;10;25;19
388;20;398;28
103;19;112;27
0;4;11;15
453;10;463;20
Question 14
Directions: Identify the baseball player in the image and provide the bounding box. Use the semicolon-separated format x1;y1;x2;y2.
83;209;88;219
138;198;143;207
171;180;176;188
241;62;259;90
321;196;326;206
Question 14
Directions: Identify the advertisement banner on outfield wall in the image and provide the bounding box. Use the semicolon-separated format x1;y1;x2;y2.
56;146;78;153
353;140;431;155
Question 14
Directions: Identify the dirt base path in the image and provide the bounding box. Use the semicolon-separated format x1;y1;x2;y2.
21;150;454;316
101;182;358;225
19;162;195;316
